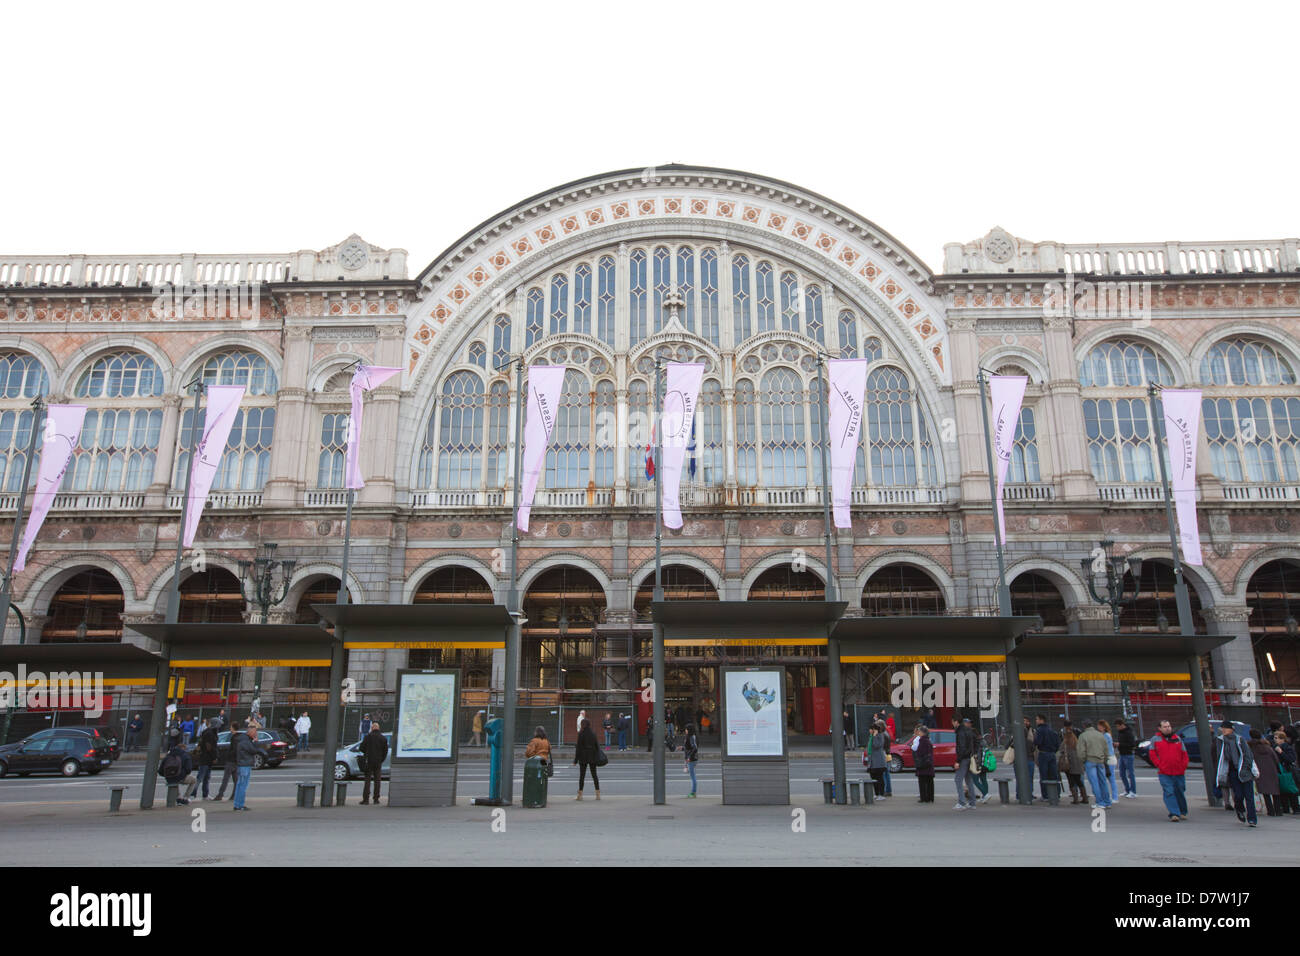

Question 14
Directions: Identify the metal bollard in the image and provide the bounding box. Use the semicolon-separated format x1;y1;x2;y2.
1043;778;1061;806
296;782;317;807
861;778;875;804
820;777;834;804
108;786;126;812
998;779;1011;805
849;780;861;805
335;781;348;806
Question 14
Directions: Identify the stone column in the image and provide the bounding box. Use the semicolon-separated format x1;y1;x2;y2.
263;324;313;506
148;394;184;506
1201;605;1259;693
1042;315;1095;500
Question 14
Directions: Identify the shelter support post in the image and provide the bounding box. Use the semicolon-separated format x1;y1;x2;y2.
828;636;846;804
139;658;170;809
1003;647;1030;805
1188;654;1220;806
320;634;345;805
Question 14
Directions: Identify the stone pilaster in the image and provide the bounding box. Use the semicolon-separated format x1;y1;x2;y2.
1201;605;1259;693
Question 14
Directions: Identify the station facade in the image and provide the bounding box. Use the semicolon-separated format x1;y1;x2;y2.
3;166;1299;731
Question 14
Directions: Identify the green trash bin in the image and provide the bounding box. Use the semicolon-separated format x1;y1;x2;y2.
522;756;549;808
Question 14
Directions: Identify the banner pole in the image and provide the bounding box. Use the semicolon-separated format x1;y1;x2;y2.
652;359;665;806
817;356;846;804
0;395;44;645
320;488;353;805
502;357;525;805
1149;383;1218;806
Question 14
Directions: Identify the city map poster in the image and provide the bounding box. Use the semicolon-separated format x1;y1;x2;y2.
395;671;457;759
723;668;784;757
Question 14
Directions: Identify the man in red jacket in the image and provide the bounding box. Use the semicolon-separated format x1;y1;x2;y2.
1148;719;1190;822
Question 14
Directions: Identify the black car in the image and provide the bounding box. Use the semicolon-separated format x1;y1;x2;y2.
212;730;296;769
0;725;119;762
0;730;113;777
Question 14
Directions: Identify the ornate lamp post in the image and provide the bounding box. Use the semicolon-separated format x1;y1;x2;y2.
1080;539;1143;719
237;543;296;713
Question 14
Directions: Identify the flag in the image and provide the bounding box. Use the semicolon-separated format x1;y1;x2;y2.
517;364;568;532
990;375;1028;544
13;404;87;573
345;365;402;490
827;359;868;528
183;385;245;547
645;429;655;481
661;363;705;529
687;433;697;480
1160;388;1203;565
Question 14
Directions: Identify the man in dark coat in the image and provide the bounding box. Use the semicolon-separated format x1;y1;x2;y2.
952;715;980;809
360;723;389;805
192;718;220;800
159;741;194;806
1033;715;1061;799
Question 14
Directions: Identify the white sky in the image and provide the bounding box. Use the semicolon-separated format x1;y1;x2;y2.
3;1;1297;275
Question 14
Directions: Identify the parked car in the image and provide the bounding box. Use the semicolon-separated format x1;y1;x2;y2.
0;725;119;762
0;730;113;777
887;730;959;773
1137;720;1251;768
212;730;296;769
335;733;392;781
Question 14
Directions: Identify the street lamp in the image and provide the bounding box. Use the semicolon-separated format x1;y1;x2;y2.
1080;539;1143;720
237;543;297;713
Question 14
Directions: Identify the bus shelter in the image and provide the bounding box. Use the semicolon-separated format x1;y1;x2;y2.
129;623;342;808
1008;632;1233;804
0;643;163;746
830;615;1042;803
312;603;513;806
651;601;846;804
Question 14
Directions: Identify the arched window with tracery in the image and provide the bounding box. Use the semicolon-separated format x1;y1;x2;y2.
545;369;591;489
677;246;695;333
629;250;648;345
549;273;568;335
732;254;752;343
736;378;757;485
1079;339;1174;483
572;264;591;337
862;366;937;487
756;261;776;333
487;379;509;487
493;314;511;368
629;378;651;486
838;310;858;358
0;352;50;492
595;379;615;486
1199;338;1300;483
699;378;724;486
760;367;806;487
176;350;277;491
68;351;164;493
422;371;484;489
700;248;719;345
597;256;616;345
653;246;671;334
805;285;824;345
1010;406;1041;483
525;287;544;348
779;271;800;333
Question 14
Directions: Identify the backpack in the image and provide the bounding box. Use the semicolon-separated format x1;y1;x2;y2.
982;744;997;772
159;752;183;779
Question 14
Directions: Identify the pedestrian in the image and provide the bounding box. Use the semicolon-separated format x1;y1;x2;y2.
884;712;897;743
664;707;675;739
159;739;194;806
524;725;551;766
359;712;372;741
125;713;143;753
952;715;980;810
644;715;654;752
214;708;227;731
1098;718;1118;805
1033;715;1061;800
695;705;705;734
232;723;265;812
1273;730;1300;815
470;710;483;747
359;721;388;805
213;726;239;801
1148;719;1190;822
843;707;856;750
919;707;935;730
294;711;311;752
970;732;991;804
602;712;613;748
576;709;587;740
863;723;887;797
1059;727;1087;804
573;718;601;800
192;718;220;800
912;725;935;803
616;713;629;752
1077;720;1112;808
683;723;699;797
180;714;195;747
1247;729;1282;818
1213;720;1258;826
1013;716;1037;802
1114;718;1138;799
878;721;894;796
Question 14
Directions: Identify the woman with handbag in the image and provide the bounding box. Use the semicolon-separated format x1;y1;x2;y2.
1273;730;1300;814
1098;719;1119;805
683;723;699;797
573;718;603;800
1248;729;1282;817
525;726;553;777
912;725;936;803
1059;728;1087;804
863;723;887;797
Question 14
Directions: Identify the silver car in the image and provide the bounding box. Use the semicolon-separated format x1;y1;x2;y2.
334;732;391;781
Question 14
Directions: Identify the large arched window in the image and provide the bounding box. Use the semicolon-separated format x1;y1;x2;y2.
549;273;568;335
597;255;616;346
525;287;544;348
804;285;824;345
1079;339;1175;484
317;413;348;488
487;380;510;487
1199;338;1300;483
735;378;758;485
760;367;806;487
838;310;858;358
755;261;776;333
862;366;937;486
420;371;484;489
652;246;671;334
629;249;648;345
68;351;164;492
732;254;752;343
699;378;724;486
594;379;615;486
0;352;50;492
175;350;277;491
493;314;511;368
700;248;719;345
1010;406;1041;483
545;369;592;489
572;264;591;337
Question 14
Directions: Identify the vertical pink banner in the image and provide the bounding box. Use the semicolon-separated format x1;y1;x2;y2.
345;365;402;490
13;404;87;573
990;375;1028;544
516;365;568;532
661;363;705;530
1160;388;1203;565
183;385;245;548
827;359;868;528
